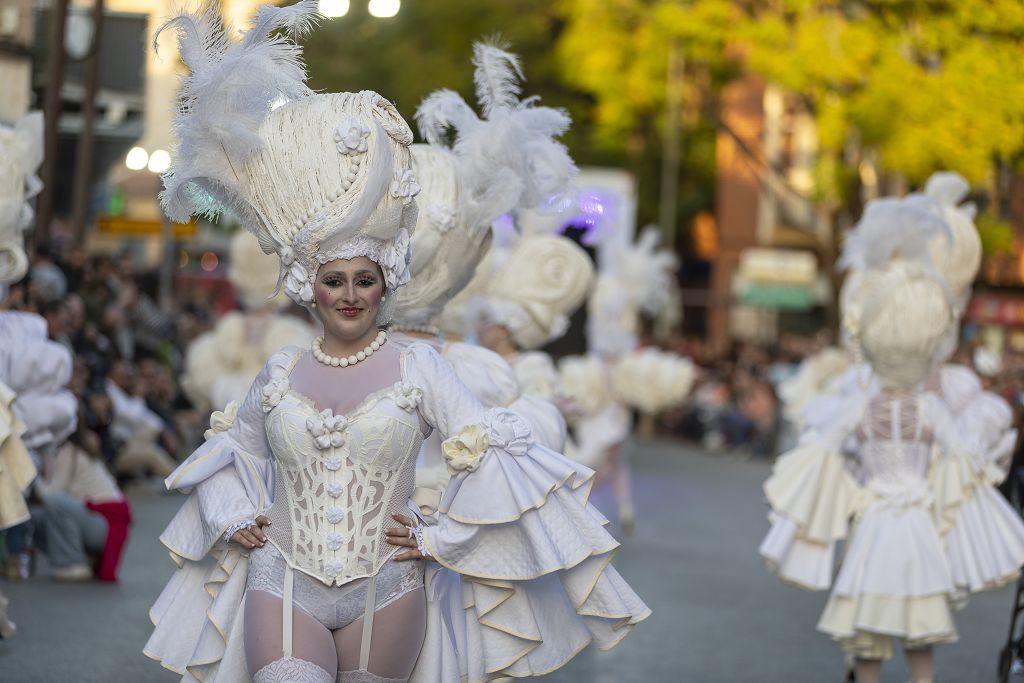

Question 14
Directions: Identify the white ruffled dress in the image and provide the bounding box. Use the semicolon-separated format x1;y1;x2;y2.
761;386;1024;660
0;380;35;530
0;311;78;451
144;342;649;682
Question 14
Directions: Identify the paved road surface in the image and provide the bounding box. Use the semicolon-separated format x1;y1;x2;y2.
0;440;1016;681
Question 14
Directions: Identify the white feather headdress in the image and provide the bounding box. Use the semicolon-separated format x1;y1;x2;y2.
394;40;580;330
415;41;577;232
466;234;594;350
923;171;981;302
586;228;677;356
0;111;43;286
156;2;419;309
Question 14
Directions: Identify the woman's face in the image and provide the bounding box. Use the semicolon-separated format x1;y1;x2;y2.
478;321;513;354
314;256;385;343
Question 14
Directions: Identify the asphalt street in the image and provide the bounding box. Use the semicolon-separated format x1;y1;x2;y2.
0;440;1016;682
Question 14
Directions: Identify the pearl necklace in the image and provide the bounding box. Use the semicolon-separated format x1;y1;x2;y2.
312;330;387;368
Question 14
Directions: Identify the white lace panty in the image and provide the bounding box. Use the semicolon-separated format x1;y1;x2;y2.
337;671;407;683
245;543;427;681
254;656;335;683
247;542;423;630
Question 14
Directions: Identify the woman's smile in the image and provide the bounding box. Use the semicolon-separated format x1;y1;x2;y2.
337;306;362;319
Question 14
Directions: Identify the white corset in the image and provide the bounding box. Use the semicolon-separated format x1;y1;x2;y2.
264;381;425;586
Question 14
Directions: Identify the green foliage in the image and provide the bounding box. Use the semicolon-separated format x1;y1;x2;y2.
976;213;1015;257
557;0;1024;201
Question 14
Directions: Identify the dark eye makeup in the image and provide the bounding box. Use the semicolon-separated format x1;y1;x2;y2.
319;271;378;288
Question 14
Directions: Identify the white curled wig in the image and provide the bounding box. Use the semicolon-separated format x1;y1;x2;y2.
156;2;419;315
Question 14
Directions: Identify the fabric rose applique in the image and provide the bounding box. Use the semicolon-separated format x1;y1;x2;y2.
334;118;370;155
394;382;423;412
261;372;290;412
326;532;345;551
307;410;348;450
442;424;490;474
390;168;420;205
204;400;239;440
324;558;344;577
284;261;314;305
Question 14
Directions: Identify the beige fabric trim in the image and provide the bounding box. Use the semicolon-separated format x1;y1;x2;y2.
818;591;958;655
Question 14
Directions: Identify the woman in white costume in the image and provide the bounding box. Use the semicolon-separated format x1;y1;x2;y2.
0;114;81;583
183;229;315;414
759;194;1024;683
557;229;692;531
144;5;649;682
0;111;45;638
390;41;579;500
467;233;594;400
797;172;1015;478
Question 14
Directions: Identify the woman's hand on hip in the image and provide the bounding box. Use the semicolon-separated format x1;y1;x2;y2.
230;515;271;549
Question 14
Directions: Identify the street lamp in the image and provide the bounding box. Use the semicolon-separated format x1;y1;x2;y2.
147;149;170;174
122;145;176;309
367;0;400;18
318;0;350;18
125;146;148;171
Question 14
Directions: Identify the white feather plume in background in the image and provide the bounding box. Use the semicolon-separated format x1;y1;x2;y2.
414;39;578;231
155;0;321;226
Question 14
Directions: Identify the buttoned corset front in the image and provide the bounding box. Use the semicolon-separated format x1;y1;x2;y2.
263;382;425;587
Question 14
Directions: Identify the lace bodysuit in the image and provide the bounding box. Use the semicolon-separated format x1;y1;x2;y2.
248;343;430;678
852;392;934;505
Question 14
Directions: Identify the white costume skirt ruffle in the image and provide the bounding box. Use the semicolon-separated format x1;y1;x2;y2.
817;501;958;656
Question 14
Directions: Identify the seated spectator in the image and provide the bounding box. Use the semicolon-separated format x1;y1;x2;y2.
32;433;131;582
105;360;177;480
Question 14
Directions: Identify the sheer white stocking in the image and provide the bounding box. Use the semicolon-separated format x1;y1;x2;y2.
245;590;340;680
334;588;426;680
336;670;406;683
905;647;935;682
254;656;335;683
854;658;881;683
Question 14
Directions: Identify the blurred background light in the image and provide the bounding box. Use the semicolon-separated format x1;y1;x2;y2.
367;0;400;18
147;149;170;174
125;146;148;171
200;251;219;272
318;0;350;18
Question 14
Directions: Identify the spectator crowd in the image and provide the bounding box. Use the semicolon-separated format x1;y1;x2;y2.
0;239;241;589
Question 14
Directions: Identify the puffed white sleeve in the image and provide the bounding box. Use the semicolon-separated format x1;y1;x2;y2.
758;409;864;591
403;343;650;677
158;347;297;562
928;395;1024;594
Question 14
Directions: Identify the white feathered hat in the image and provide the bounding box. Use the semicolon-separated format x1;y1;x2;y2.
587;228;677;356
924;171;981;306
393;41;578;331
0;112;43;287
839;194;955;387
467;234;594;350
156;2;418;312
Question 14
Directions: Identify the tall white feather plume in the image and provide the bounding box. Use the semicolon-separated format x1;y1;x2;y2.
838;195;951;273
155;0;320;226
472;40;523;118
414;89;479;146
587;228;677;355
413;39;577;231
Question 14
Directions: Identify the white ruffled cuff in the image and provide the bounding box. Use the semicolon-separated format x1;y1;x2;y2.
222;518;256;545
160;433;272;562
